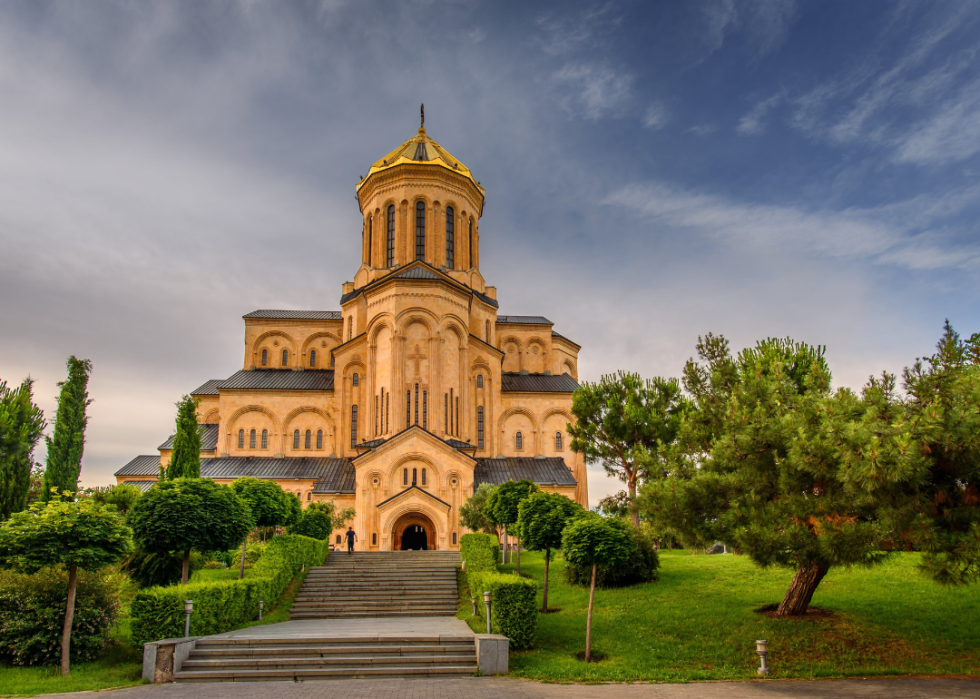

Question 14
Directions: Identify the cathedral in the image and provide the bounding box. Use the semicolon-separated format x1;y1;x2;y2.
115;121;588;551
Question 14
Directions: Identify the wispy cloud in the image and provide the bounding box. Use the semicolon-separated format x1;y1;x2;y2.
737;93;783;135
536;3;621;56
701;0;799;58
642;102;668;129
553;63;633;120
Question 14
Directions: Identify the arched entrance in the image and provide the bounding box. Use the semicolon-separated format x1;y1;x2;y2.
392;512;436;551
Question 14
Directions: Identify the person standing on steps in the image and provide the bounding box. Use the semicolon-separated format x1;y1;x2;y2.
345;526;357;554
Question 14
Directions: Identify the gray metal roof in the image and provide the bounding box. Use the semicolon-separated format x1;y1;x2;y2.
394;267;441;280
497;316;553;325
122;480;157;492
501;372;579;393
445;438;476;450
115;455;161;477
243;310;342;320
158;424;220;451
200;457;355;493
473;290;499;309
219;369;335;391
474;457;577;488
190;379;222;396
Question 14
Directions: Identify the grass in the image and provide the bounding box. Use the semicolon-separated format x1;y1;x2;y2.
458;550;980;683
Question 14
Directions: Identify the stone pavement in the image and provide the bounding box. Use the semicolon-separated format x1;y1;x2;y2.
51;677;980;699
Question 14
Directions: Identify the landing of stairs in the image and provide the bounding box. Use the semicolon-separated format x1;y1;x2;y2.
210;616;474;641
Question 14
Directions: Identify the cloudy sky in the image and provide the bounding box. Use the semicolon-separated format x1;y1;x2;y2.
2;0;980;504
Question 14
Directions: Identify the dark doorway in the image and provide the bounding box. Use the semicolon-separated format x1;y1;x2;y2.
401;524;428;550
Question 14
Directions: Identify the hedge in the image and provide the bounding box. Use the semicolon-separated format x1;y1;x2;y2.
460;532;498;574
467;570;537;650
131;534;327;646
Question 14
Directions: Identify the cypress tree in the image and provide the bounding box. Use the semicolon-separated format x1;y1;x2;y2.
0;378;46;519
42;357;92;501
166;395;201;480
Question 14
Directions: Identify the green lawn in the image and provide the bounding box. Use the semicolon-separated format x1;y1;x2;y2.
459;550;980;682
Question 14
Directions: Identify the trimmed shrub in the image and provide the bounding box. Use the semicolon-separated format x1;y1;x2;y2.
468;571;536;650
231;542;268;570
0;567;120;666
288;503;333;540
460;532;498;573
131;534;327;646
564;522;660;588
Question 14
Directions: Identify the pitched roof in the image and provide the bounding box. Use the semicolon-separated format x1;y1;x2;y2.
358;127;482;197
394;266;442;280
219;369;335;391
115;455;160;477
550;330;580;348
474;457;577;488
200;457;355;493
445;438;476;450
122;480;157;492
158;424;220;451
243;310;342;320
351;425;478;460
473;290;499;309
501;372;579;393
377;484;452;509
496;316;553;325
190;379;222;396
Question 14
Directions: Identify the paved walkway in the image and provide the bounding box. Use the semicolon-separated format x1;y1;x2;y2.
210;616;474;640
51;677;980;699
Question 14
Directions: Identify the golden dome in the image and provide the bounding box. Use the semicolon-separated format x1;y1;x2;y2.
357;127;483;195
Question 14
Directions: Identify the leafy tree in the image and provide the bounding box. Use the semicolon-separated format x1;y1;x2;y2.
129;478;253;585
165;395;201;480
459;483;500;537
643;335;887;616
230;477;291;578
0;378;46;519
485;480;539;573
87;484;142;515
596;490;631;519
42;357;92;500
516;491;583;610
289;502;335;540
26;462;46;505
0;500;132;676
568;372;685;526
561;513;632;662
123;549;184;588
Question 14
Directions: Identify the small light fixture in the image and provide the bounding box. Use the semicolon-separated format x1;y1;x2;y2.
756;639;769;676
183;599;193;638
483;591;493;634
258;600;264;621
471;596;478;616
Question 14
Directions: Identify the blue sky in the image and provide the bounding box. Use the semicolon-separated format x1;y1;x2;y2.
2;1;979;503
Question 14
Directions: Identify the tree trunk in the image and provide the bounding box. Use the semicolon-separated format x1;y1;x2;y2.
60;565;77;676
181;549;191;585
776;562;829;616
585;562;596;662
239;539;247;580
542;549;550;612
503;525;508;564
628;477;639;527
515;535;521;575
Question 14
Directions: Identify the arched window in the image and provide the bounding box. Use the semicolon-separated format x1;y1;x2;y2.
352;373;359;387
281;349;288;366
415;201;425;260
516;431;523;451
307;492;312;501
261;429;268;449
452;532;457;545
261;349;268;366
477;406;484;449
469;218;474;266
336;534;342;544
293;429;300;449
372;532;377;546
477;374;483;388
403;468;408;486
412;467;417;484
350;405;358;448
485;320;490;342
414;384;419;426
305;429;312;449
422;390;427;430
316;429;323;449
421;468;427;486
445;206;455;269
249;429;257;449
555;431;563;450
386;204;395;266
238;429;245;449
367;216;373;265
310;349;316;367
406;390;411;427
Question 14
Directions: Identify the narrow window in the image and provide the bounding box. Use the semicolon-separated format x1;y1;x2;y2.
449;388;454;434
317;429;323;449
385;392;389;433
386;204;395;266
249;429;256;449
350;405;358;448
415;201;426;260
406;391;411;427
307;492;312;501
352;373;359;387
422;468;427;486
331;353;335;367
261;429;268;449
516;431;523;450
293;430;300;449
372;532;377;545
261;349;268;366
452;532;457;545
412;467;417;484
444;393;448;433
477;407;484;449
456;397;460;436
310;349;316;367
469;218;473;266
375;396;379;435
281;349;288;366
336;534;342;544
423;390;427;430
414;384;419;425
367;216;373;265
485;320;490;342
555;431;563;450
305;429;312;449
446;206;455;269
238;429;245;449
477;374;483;388
403;468;408;486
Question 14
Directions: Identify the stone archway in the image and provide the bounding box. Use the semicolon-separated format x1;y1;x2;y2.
392;511;436;551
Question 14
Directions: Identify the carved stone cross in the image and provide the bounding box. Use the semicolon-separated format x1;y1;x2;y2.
408;344;426;379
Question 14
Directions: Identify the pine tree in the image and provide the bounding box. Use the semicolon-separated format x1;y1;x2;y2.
165;395;201;480
0;378;46;519
42;358;92;501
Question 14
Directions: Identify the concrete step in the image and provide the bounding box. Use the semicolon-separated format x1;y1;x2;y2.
174;665;476;682
289;611;458;619
183;654;476;670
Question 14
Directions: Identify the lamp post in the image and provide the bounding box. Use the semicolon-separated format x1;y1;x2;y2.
471;596;478;616
483;591;492;634
756;639;769;676
184;600;193;638
258;600;264;621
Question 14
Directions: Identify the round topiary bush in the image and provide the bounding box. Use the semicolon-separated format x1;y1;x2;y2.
564;522;659;588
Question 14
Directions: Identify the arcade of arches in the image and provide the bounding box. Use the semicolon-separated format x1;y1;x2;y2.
115;122;588;550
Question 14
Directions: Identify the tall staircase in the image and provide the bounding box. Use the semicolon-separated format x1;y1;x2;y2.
289;550;460;619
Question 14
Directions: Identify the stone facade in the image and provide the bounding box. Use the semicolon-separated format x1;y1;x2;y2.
116;125;587;551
